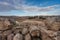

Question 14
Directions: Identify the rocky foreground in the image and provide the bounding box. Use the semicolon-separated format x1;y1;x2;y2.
0;16;60;40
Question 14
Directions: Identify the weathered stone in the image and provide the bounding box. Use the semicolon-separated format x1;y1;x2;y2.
13;29;22;34
31;30;42;40
15;21;20;25
29;26;42;40
3;30;12;36
51;22;60;31
7;33;14;40
29;26;40;36
0;16;59;40
31;30;40;37
41;32;52;40
22;28;28;35
2;35;7;40
13;33;23;40
57;31;60;40
29;26;40;33
25;33;31;40
0;19;11;31
4;19;11;27
0;34;2;40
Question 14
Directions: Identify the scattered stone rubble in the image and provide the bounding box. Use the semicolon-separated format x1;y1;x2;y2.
0;16;60;40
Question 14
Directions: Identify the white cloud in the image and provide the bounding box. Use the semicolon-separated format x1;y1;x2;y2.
0;0;60;12
0;0;60;16
14;4;60;12
0;2;10;5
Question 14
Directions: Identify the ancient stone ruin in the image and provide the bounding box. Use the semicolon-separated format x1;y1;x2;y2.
0;16;60;40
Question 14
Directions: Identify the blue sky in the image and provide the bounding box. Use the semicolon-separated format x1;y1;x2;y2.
0;0;60;16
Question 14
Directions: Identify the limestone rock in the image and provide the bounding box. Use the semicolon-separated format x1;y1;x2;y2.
29;26;41;37
22;28;28;35
3;30;12;36
41;32;52;40
2;35;7;40
57;31;60;40
13;33;23;40
0;19;11;31
51;22;60;31
7;33;14;40
0;34;2;40
29;26;40;33
25;33;31;40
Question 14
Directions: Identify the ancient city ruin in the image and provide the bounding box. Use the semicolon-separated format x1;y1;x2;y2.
0;16;60;40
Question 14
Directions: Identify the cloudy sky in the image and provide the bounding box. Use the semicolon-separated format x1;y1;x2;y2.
0;0;60;16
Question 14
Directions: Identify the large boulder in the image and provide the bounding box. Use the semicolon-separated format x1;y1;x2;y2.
13;33;23;40
29;26;42;40
7;33;14;40
3;30;12;36
0;33;2;40
0;19;11;31
2;34;7;40
25;33;31;40
51;22;60;31
57;31;60;40
22;27;29;35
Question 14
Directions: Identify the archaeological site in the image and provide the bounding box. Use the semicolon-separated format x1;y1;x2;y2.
0;16;60;40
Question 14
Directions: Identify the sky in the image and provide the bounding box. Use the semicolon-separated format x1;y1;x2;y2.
0;0;60;16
